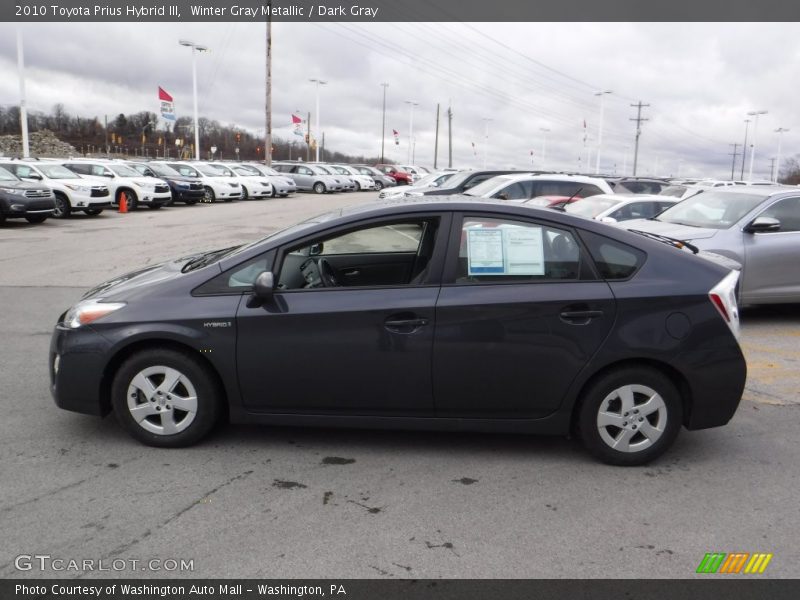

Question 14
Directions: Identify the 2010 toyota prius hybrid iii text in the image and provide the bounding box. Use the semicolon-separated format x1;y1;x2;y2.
50;198;747;465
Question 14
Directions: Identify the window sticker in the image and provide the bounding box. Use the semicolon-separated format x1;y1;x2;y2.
466;225;545;276
467;228;504;274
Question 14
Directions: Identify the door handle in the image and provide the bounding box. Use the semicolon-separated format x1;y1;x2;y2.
343;269;360;277
384;317;430;333
559;310;604;324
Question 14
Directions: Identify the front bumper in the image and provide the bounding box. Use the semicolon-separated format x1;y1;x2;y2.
50;323;113;417
137;191;173;206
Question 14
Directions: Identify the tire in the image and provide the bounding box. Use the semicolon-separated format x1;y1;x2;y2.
313;182;326;194
117;189;138;211
270;187;277;198
53;194;71;218
241;186;249;201
354;182;361;192
84;208;103;216
375;181;384;191
576;367;682;466
203;186;216;203
111;348;223;448
26;215;48;224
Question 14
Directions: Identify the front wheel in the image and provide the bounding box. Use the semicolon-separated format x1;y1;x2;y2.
53;194;71;218
241;186;249;201
26;215;48;224
576;367;682;466
313;182;326;194
117;190;138;210
112;349;223;447
203;186;216;203
374;181;384;190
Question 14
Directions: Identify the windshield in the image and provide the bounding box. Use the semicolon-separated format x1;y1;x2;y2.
233;165;261;176
416;171;454;188
312;165;332;175
356;166;380;176
0;167;19;181
655;191;767;229
38;164;80;179
168;164;200;177
108;164;140;177
147;163;181;177
565;196;623;218
464;175;514;197
439;170;474;190
659;185;688;198
196;164;231;177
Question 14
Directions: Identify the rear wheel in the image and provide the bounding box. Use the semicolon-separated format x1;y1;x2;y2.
313;182;326;194
53;194;71;218
375;181;384;190
577;367;682;466
241;186;249;200
25;215;48;224
354;182;361;192
112;348;223;448
84;208;103;216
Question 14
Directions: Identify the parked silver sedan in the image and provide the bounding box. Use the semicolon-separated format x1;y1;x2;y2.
622;186;800;304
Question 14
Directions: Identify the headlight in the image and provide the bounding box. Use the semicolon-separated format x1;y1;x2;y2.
63;299;126;329
0;187;26;195
65;184;90;193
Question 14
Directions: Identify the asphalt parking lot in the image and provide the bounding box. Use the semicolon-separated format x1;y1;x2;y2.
1;193;799;579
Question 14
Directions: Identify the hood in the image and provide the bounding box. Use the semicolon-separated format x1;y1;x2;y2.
81;256;198;301
622;218;720;241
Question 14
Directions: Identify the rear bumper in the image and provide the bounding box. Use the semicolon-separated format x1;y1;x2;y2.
50;324;112;417
680;344;747;430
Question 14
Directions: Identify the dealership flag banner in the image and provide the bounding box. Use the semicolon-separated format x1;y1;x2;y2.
292;113;304;137
159;87;175;121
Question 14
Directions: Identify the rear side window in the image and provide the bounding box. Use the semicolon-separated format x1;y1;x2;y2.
579;230;645;280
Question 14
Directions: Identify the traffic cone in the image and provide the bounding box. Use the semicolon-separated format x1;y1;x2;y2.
119;191;128;213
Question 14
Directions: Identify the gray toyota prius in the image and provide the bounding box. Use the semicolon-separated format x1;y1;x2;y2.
50;198;746;465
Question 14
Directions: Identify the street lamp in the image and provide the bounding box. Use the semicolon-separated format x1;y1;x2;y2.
310;78;327;162
747;110;768;181
539;127;550;170
179;39;209;161
594;90;612;174
774;127;789;183
404;100;419;164
380;83;389;163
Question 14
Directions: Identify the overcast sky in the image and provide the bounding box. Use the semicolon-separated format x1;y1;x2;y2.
0;21;798;179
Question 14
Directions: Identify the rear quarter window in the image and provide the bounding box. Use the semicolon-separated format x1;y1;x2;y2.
579;230;646;280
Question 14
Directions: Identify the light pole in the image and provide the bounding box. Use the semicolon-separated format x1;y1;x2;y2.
404;100;419;164
539;127;550;170
774;127;789;182
310;79;327;162
179;39;208;161
740;119;751;180
380;83;389;163
594;90;612;174
747;110;768;181
16;28;30;158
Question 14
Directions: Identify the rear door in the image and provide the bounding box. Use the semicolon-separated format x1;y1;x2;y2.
433;213;616;418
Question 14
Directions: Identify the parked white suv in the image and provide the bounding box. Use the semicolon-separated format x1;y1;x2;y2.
206;162;273;200
0;160;111;218
165;162;242;202
61;160;171;210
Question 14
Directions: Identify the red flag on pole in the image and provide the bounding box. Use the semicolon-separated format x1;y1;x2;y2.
158;87;173;102
292;114;302;124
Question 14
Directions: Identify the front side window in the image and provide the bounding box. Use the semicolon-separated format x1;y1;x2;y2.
454;217;581;283
757;197;800;232
493;181;532;201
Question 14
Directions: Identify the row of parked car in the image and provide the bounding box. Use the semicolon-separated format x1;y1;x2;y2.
0;157;414;225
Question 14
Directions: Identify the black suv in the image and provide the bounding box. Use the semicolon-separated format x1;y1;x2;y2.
0;166;56;225
128;161;205;205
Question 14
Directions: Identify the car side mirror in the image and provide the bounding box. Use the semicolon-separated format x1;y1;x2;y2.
309;243;324;256
599;216;618;223
27;173;43;180
744;216;781;233
247;271;275;308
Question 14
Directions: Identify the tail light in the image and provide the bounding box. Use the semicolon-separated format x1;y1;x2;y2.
708;270;741;341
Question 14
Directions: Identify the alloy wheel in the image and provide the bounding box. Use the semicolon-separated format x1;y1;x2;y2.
126;366;198;436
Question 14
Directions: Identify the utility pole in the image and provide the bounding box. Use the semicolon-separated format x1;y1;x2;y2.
594;90;612;174
768;157;776;182
404;100;419;164
380;83;389;163
447;105;453;169
265;16;272;166
630;101;650;176
104;115;109;157
774;127;789;182
306;111;311;162
740;119;751;180
747;110;768;181
433;104;440;169
728;143;740;180
16;28;30;158
310;79;327;162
